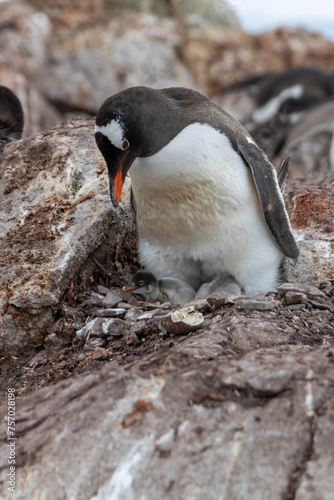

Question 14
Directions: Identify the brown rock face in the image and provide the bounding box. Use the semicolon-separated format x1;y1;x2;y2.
0;118;135;355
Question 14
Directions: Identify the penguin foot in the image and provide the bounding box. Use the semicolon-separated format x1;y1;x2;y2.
196;274;243;298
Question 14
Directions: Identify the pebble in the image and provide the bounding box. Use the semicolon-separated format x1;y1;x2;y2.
97;285;110;295
284;291;308;305
72;320;86;330
84;338;106;349
277;283;326;300
234;299;277;311
159;307;204;335
76;317;129;339
102;292;123;308
89;292;105;307
130;321;149;336
95;308;126;317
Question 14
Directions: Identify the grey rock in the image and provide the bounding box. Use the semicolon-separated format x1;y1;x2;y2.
95;308;126;317
234;298;277;311
96;285;111;295
1;346;333;500
284;291;309;305
0;118;135;355
102;292;123;308
277;282;326;300
89;292;105;307
283;235;334;285
84;337;107;349
77;317;128;339
105;0;240;28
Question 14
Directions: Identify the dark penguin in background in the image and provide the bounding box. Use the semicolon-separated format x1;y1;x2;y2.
95;86;299;295
0;85;24;153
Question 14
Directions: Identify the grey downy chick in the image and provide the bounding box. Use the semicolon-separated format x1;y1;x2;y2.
123;270;196;305
196;273;243;298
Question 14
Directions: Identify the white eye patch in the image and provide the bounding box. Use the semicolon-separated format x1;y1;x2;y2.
95;119;128;150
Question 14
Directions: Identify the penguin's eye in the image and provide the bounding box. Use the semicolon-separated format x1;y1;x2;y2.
121;138;129;150
138;281;144;286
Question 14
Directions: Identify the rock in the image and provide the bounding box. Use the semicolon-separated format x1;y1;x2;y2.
31;14;196;114
44;331;68;355
284;291;309;305
102;292;123;308
0;345;333;499
0;118;135;355
89;293;105;307
105;0;240;28
234;298;277;311
277;283;327;301
77;317;128;339
94;308;126;318
282;180;334;285
159;306;204;336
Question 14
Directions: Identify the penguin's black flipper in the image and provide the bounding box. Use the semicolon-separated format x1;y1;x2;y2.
237;138;299;259
277;153;290;190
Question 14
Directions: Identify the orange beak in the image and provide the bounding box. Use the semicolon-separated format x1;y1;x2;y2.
122;285;137;292
113;168;123;205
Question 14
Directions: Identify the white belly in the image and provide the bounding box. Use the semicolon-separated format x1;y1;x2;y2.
130;123;282;294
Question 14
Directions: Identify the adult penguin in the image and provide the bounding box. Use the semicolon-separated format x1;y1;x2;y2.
95;86;298;295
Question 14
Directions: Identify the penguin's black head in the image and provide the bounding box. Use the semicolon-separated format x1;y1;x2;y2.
95;86;191;206
95;93;141;206
122;270;158;295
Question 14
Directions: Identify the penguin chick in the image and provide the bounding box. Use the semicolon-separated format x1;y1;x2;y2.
196;274;243;298
0;85;24;153
123;270;196;305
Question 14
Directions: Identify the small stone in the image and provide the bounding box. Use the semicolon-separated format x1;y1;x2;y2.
124;308;144;321
76;317;128;338
159;306;204;335
102;292;123;308
84;338;106;349
234;299;277;311
155;429;175;452
118;302;133;309
137;309;165;321
95;308;126;317
44;332;67;354
72;320;86;330
277;283;326;300
126;331;140;345
127;296;139;306
284;291;308;305
90;292;105;307
97;285;111;295
76;326;88;339
29;351;48;368
91;347;108;360
130;321;148;336
60;304;78;319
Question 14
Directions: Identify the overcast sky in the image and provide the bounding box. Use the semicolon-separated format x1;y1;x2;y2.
231;0;334;41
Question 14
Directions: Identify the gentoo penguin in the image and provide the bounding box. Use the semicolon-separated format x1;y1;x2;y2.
123;270;196;305
0;85;24;153
196;273;243;298
95;86;299;295
214;67;334;158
